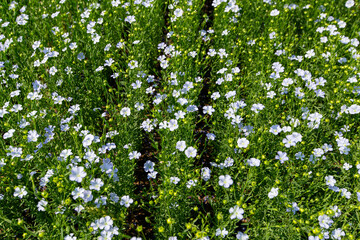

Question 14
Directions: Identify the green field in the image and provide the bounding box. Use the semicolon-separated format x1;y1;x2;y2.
1;0;360;239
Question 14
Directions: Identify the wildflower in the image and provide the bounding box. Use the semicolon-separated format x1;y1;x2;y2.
276;151;289;164
71;187;85;200
330;205;342;217
174;8;183;18
128;60;138;69
16;14;29;25
318;214;333;229
99;216;113;231
236;232;249;240
185;147;197;158
82;134;94;148
340;188;351;199
37;199;48;211
345;0;355;8
3;129;15;139
82;190;93;203
270;9;280;16
206;133;216;140
215;228;228;238
219;175;233;188
129;151;141;160
325;176;336;187
120;107;131;117
176;141;186;151
237;138;249;148
144;160;155;172
168;119;178;131
203;106;215;115
186;179;197;188
7;146;23;159
170;177;180;184
247;158;260;166
14;186;27;199
331;228;345;239
229;206;244;219
69;166;87;183
120;195;133;208
148;171;158;180
286;202;300;214
49;66;57;76
89;178;104;191
268;187;279;199
251;103;265;113
269;125;282;135
77;52;85;61
201;167;211;181
64;234;77;240
125;15;136;23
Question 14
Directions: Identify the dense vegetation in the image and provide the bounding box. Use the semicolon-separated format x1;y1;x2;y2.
1;0;360;239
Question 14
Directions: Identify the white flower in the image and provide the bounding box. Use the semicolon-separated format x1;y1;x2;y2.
64;233;77;240
125;15;136;23
186;179;197;188
206;133;216;140
203;106;215;115
347;104;360;114
276;151;289;164
268;187;279;199
174;8;183;18
37;199;48;211
215;228;228;238
129;151;141;160
229;206;244;219
71;187;85;200
247;158;260;166
89;178;104;191
128;60;138;69
219;175;233;188
120;107;131;117
168;119;178;131
269;125;282;135
185;147;197;158
237;138;249;148
49;66;57;76
82;190;93;203
3;129;15;139
345;0;355;8
144;160;155;172
82;134;94;148
120;195;133;208
318;214;333;229
331;228;345;240
251;103;265;113
201;167;211;181
170;177;180;184
325;175;336;187
16;14;29;25
270;9;280;16
69;166;87;183
99;216;113;231
14;186;27;199
77;52;85;61
176;141;186;151
236;232;249;240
